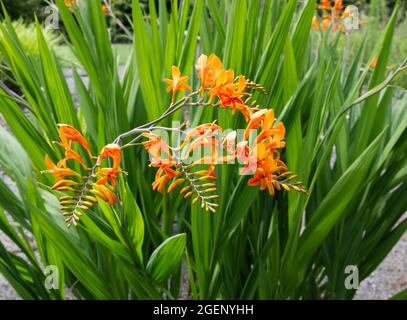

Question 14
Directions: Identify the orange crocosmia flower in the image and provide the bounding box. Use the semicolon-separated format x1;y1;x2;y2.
57;124;92;157
102;4;108;14
370;57;378;69
164;66;192;102
267;122;286;151
57;148;86;168
151;165;179;193
196;54;209;92
332;0;343;19
247;156;279;196
186;135;219;160
211;73;250;117
215;69;235;88
254;142;268;161
318;0;331;10
262;109;276;130
182;130;219;161
184;123;220;141
196;54;251;120
141;133;172;162
97;144;121;169
64;0;77;11
196;54;223;92
235;103;253;121
246;143;289;196
239;108;289;196
142;133;170;152
43;154;80;182
90;184;117;205
244;109;269;140
312;16;319;30
248;140;271;164
205;164;217;180
192;165;217;181
321;15;331;30
333;0;343;10
181;123;220;150
96;167;119;188
218;75;247;108
254;111;286;149
240;142;266;175
209;69;235;101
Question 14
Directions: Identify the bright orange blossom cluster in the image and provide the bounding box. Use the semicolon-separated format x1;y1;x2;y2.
165;54;254;121
43;125;122;226
312;0;351;32
145;54;306;201
44;54;305;223
64;0;108;13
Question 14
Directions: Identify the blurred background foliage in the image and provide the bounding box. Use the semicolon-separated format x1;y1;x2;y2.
1;0;44;20
0;19;63;93
1;0;405;46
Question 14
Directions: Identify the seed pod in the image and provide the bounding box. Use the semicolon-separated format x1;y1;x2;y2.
84;195;98;203
80;201;95;207
54;186;76;192
180;185;191;195
184;191;194;199
191;196;199;205
281;184;291;192
167;178;186;193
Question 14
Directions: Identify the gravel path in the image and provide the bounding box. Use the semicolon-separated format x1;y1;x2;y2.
0;233;20;300
355;233;407;300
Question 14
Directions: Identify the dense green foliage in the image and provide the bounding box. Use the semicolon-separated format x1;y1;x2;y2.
0;0;405;300
2;0;44;20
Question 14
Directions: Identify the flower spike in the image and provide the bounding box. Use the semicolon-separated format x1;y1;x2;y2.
44;53;306;225
164;66;192;103
43;126;122;227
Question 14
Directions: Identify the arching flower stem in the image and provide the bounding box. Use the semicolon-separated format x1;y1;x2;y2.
113;91;200;145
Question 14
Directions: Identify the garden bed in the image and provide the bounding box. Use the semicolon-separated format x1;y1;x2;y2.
0;0;406;301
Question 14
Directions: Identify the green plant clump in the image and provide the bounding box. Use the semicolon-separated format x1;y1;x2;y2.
0;0;405;300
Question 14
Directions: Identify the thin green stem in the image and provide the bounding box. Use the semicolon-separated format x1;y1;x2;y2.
312;58;407;161
113;91;199;144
